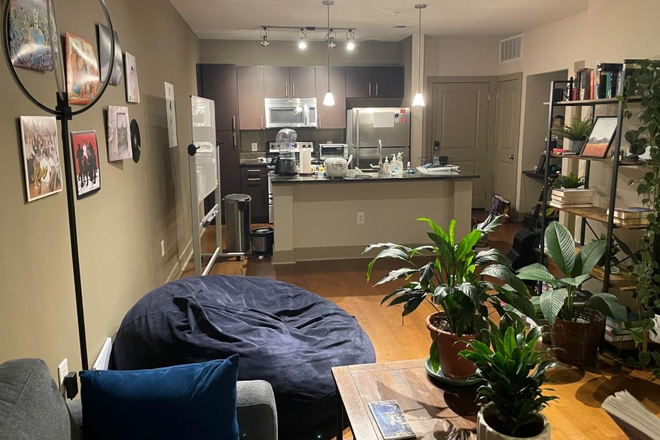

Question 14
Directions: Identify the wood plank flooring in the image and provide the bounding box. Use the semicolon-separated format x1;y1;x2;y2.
181;220;660;440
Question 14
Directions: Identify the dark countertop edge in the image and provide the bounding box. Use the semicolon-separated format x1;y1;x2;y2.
239;162;268;167
271;174;481;184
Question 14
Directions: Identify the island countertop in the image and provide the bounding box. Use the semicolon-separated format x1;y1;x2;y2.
270;172;480;185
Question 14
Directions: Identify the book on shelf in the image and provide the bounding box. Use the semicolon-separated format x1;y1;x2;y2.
604;331;633;343
552;188;595;197
549;201;594;209
552;196;594;205
606;207;652;219
613;217;649;227
606;313;639;330
552;191;595;200
595;62;623;99
601;390;660;440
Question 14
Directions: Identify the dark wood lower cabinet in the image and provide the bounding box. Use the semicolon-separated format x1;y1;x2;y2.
240;166;269;223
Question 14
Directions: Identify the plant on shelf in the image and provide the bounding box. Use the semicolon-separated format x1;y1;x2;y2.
517;222;627;365
365;215;536;379
552;173;585;189
550;118;594;153
460;318;556;440
620;59;660;376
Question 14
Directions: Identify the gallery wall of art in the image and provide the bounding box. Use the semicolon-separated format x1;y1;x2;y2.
0;0;200;377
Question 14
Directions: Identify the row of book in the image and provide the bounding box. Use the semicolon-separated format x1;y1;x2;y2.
567;59;644;101
549;188;594;209
607;207;651;227
605;314;638;343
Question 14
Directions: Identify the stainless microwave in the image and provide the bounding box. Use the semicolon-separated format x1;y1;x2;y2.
264;97;317;129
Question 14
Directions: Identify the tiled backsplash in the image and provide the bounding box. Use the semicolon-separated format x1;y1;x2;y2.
240;128;346;152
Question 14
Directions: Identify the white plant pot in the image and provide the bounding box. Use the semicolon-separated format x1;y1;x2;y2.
477;408;551;440
652;314;660;344
568;139;585;154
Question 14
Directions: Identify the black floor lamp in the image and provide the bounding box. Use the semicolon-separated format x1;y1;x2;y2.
2;0;115;370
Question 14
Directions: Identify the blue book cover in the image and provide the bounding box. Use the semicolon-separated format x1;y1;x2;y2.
368;400;415;440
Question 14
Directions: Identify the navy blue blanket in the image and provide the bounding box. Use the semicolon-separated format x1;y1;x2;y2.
111;276;375;438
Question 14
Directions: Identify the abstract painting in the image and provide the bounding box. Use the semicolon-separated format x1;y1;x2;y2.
125;52;140;103
20;116;62;202
581;116;618;159
8;0;53;71
97;23;123;85
165;82;178;148
66;32;100;105
107;106;132;162
71;130;101;198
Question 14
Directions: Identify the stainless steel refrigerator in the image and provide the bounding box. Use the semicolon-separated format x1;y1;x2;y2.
346;107;411;169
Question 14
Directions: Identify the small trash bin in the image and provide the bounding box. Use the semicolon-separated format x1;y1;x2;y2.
252;227;274;256
225;194;252;253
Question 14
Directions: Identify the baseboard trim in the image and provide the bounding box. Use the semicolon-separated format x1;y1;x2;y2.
272;243;428;265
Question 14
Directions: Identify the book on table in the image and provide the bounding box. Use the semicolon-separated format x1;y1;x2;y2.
602;390;660;440
368;401;415;440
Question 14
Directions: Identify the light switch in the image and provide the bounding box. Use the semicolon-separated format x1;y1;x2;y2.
251;143;258;152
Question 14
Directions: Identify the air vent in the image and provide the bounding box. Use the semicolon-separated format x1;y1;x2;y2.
500;35;522;63
393;25;409;29
365;38;382;42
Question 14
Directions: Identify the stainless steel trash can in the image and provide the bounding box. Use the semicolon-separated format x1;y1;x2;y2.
225;194;252;253
252;227;274;255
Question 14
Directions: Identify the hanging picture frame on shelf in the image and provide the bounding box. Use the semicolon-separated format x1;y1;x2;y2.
97;23;123;85
107;106;132;162
71;130;101;198
20;116;62;202
65;32;100;105
580;116;618;159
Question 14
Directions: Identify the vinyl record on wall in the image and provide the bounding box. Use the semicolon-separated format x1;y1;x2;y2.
130;119;141;163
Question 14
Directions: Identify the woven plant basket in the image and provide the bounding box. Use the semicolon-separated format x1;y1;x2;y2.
551;309;605;365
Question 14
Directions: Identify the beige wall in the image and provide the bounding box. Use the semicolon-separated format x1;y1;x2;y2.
0;0;199;377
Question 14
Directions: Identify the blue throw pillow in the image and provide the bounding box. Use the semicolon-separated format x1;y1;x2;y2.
80;356;239;440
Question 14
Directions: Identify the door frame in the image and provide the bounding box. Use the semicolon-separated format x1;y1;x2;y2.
424;76;497;210
493;72;524;216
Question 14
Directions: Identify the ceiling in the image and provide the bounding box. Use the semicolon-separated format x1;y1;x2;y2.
169;0;589;42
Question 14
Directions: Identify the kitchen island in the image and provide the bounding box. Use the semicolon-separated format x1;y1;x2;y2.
271;172;479;264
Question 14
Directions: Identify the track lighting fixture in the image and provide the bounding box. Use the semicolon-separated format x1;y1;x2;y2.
346;30;356;51
260;27;270;47
297;29;307;49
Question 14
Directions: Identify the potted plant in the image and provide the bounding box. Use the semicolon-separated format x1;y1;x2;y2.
460;319;556;440
365;215;535;379
517;222;627;365
550;118;594;153
551;173;585;190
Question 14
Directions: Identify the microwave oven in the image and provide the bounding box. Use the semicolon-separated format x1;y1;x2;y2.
265;97;318;129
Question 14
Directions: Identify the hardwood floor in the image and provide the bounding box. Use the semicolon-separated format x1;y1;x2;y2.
181;219;660;440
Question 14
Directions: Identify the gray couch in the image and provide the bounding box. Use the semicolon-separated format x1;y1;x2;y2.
0;359;278;440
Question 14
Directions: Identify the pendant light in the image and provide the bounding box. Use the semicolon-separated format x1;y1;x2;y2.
346;30;356;51
322;0;336;106
298;29;308;49
412;4;427;107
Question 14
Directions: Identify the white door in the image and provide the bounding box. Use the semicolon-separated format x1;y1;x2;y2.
493;75;522;210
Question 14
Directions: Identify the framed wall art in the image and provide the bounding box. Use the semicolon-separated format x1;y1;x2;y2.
107;106;132;162
8;0;53;71
20;116;62;202
125;52;140;103
71;130;101;198
580;116;618;159
97;23;123;85
65;32;100;105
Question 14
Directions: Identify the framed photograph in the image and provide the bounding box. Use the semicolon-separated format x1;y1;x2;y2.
165;82;178;148
107;106;133;162
125;52;140;103
8;0;54;71
66;32;100;105
71;131;101;198
20;116;62;202
97;23;123;85
580;116;618;158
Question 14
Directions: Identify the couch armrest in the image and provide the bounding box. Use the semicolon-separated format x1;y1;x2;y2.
237;380;278;440
66;399;83;429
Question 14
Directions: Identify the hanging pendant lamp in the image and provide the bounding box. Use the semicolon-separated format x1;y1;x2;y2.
412;4;427;107
322;0;335;106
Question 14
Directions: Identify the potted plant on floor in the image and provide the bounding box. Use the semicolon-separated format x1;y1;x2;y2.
365;215;536;379
460;319;556;440
517;222;627;365
550;118;594;153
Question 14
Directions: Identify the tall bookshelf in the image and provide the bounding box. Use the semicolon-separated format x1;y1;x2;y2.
539;80;643;292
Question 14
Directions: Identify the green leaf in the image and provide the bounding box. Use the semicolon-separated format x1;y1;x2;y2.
403;296;425;316
375;267;418;286
430;339;439;373
518;264;559;287
476;214;506;235
544;222;576;277
456;229;482;261
585;293;626;321
473;248;511;266
562;274;591;287
366;246;411;281
449;219;456;246
539;288;568;324
640;352;651;368
417;218;448;242
574;239;607;277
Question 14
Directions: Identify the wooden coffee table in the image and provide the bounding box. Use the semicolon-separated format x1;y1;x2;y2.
332;359;478;440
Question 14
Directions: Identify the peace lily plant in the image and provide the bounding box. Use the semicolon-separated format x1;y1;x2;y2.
365;215;535;378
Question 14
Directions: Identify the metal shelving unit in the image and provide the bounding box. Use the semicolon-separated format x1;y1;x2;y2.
539;80;643;292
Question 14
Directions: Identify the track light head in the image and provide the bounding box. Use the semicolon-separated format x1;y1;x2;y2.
346;30;356;50
298;29;307;49
260;28;270;48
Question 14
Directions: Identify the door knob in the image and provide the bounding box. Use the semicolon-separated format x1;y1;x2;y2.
508;154;515;160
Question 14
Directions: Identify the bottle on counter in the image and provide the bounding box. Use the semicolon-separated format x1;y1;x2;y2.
382;157;390;176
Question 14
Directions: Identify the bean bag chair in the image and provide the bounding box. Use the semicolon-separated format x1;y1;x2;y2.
111;275;376;438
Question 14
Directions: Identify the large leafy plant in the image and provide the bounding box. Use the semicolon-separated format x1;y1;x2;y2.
365;215;536;343
460;319;557;437
550;118;594;141
517;222;626;324
620;59;660;375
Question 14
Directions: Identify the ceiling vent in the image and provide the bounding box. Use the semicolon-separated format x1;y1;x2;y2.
393;25;409;29
365;38;382;42
500;35;522;63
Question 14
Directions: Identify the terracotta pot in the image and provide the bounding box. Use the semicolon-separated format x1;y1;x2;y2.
551;309;605;365
426;312;476;379
477;406;550;440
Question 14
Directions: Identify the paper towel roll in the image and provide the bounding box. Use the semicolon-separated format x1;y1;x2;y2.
300;148;313;174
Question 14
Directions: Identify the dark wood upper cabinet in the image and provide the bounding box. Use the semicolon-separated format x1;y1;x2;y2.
237;66;265;130
264;67;290;98
345;66;373;98
373;66;405;98
289;67;316;98
198;64;239;132
315;66;346;129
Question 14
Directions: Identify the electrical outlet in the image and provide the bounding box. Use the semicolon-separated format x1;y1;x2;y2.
357;212;365;225
161;240;165;257
57;359;68;392
251;143;258;152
